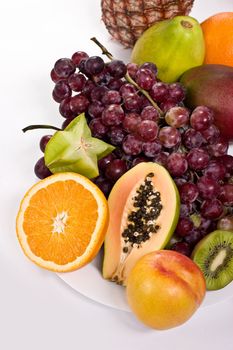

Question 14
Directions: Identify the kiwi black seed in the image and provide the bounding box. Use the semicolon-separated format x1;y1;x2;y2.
191;230;233;291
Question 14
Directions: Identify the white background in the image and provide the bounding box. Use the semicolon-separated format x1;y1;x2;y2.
1;1;233;349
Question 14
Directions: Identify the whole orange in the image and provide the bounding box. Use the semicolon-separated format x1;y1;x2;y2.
201;12;233;66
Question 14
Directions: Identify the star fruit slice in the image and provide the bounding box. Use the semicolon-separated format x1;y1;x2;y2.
44;114;115;178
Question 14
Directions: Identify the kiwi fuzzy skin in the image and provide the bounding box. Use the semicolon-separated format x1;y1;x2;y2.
191;230;233;291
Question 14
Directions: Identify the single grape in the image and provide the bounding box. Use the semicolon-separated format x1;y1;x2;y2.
107;78;124;90
201;124;220;144
150;82;169;103
88;101;104;118
208;137;229;157
122;113;141;133
201;199;223;219
160;100;177;113
40;135;52;153
217;215;233;231
170;242;191;257
94;176;112;197
203;160;226;181
124;93;142;112
59;98;75;119
182;129;205;149
102;104;125;126
105;159;127;181
71;51;89;67
197;176;220;199
141;106;159;122
186;148;210;170
179;182;199;203
127;63;139;79
70;94;90;114
122;135;142;155
54;58;75;79
142;141;162;157
34;157;52;179
82;80;96;98
169;83;185;103
98;153;115;172
84;56;105;75
119;83;137;99
50;68;63;83
101;90;121;105
167;153;188;177
89;118;109;138
218;184;233;206
219;155;233;176
108;126;126;145
176;217;194;237
107;60;127;78
53;81;71;103
140;62;158;75
153;152;169;167
90;86;108;102
190;106;214;131
68;73;86;92
137;120;159;142
174;178;187;188
165;107;189;128
158;126;181;148
135;68;156;90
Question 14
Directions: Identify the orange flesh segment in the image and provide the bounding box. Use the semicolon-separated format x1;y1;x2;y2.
23;180;98;265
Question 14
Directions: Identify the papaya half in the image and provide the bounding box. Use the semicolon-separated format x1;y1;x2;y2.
102;162;180;285
180;64;233;141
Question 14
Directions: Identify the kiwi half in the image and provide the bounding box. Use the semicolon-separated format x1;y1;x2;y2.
192;230;233;290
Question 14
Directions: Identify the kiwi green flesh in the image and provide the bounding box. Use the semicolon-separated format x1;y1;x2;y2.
44;114;115;178
192;230;233;290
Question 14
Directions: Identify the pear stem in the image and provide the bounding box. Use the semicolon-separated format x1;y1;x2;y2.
90;37;163;116
22;124;61;133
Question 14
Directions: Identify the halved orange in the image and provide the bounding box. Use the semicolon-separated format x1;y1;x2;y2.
16;172;109;272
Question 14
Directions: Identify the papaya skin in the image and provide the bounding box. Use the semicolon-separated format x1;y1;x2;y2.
102;162;180;285
131;16;205;83
180;64;233;141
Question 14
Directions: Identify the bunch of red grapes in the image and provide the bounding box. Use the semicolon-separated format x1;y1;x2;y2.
35;50;233;257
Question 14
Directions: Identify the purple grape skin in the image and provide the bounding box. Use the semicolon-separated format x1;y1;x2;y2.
179;203;193;218
184;228;204;247
141;106;159;122
165;107;189;128
218;184;233;206
186;148;210;171
197;176;220;200
50;68;64;83
68;73;86;92
219;155;233;176
201;199;223;219
166;153;188;177
101;104;125;126
160;100;177;113
107;60;127;79
135;68;156;90
153;152;169;168
90;86;108;102
190;106;214;131
98;154;116;172
140;62;158;75
84;56;105;75
132;156;149;167
127;63;139;79
88;101;104;118
203;160;227;181
159;127;181;148
176;217;194;237
122;135;142;156
69;94;90;114
40;135;52;153
54;58;75;79
34;157;52;179
108;126;126;145
169;83;186;103
94;176;113;197
150;82;169;102
201;124;220;144
119;83;137;98
53;81;71;103
142;141;162;157
105;159;127;181
179;182;199;203
137;120;159;142
71;51;89;67
107;78;124;90
59;98;75;119
124;93;142;112
82;80;96;98
182;129;205;149
61;117;75;129
122;113;141;133
89;118;109;138
101;90;121;105
170;242;191;257
208;137;229;157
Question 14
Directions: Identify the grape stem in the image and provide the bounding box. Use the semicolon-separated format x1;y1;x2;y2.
90;37;163;116
22;124;61;133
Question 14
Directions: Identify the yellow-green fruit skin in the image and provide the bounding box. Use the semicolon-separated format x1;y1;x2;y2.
131;16;205;83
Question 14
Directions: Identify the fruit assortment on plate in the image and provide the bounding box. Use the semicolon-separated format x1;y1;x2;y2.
16;5;233;330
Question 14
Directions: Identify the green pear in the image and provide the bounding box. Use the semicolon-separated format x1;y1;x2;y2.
44;114;115;178
131;16;205;83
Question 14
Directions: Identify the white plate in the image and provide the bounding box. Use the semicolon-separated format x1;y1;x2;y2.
57;0;233;311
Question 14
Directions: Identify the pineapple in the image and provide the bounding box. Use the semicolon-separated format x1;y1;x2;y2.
101;0;195;47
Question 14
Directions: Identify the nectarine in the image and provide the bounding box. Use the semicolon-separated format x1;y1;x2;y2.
126;250;206;330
